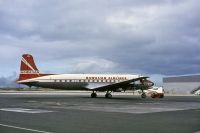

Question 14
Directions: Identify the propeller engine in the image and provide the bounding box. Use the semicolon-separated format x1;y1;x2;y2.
140;79;154;88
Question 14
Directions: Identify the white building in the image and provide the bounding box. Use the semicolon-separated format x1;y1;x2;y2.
163;75;200;94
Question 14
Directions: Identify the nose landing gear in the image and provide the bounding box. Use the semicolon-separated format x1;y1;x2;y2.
141;92;147;98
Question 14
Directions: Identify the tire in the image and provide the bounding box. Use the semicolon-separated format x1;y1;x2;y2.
105;93;112;98
91;93;97;98
141;93;146;98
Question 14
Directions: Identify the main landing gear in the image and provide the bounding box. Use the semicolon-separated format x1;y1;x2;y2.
91;91;113;98
105;92;112;98
91;91;97;98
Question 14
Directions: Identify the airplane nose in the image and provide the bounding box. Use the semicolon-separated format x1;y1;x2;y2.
142;80;154;87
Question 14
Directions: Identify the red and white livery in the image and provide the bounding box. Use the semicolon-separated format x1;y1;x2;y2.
17;54;155;98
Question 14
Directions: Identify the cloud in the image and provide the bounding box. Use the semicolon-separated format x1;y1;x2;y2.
0;0;200;87
69;57;118;73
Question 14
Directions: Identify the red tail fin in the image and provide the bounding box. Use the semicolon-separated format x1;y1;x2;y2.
17;54;41;81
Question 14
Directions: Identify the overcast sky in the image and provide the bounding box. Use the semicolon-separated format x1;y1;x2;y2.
0;0;200;86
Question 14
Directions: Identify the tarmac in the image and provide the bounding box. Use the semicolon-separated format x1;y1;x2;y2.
0;91;200;133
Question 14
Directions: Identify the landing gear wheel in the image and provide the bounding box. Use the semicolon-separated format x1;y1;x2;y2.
91;92;97;98
105;93;112;98
141;93;146;98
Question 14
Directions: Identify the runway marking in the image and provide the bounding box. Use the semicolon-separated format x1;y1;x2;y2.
0;123;53;133
0;108;54;113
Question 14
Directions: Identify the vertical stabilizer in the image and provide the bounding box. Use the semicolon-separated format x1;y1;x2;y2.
17;54;40;81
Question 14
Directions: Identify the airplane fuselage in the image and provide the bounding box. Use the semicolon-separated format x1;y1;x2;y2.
19;74;142;90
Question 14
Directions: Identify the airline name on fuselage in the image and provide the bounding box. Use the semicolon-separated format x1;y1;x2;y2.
86;76;127;80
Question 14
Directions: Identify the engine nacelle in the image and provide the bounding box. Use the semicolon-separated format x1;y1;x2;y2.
140;79;154;88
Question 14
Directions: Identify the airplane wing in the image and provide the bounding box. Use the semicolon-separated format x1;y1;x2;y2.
86;76;149;91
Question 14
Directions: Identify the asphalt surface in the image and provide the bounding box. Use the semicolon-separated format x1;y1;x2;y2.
0;92;200;133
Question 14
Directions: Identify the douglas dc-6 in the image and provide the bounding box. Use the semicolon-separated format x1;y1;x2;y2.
17;54;164;98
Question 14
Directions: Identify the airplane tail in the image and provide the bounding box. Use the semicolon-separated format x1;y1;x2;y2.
17;54;41;81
